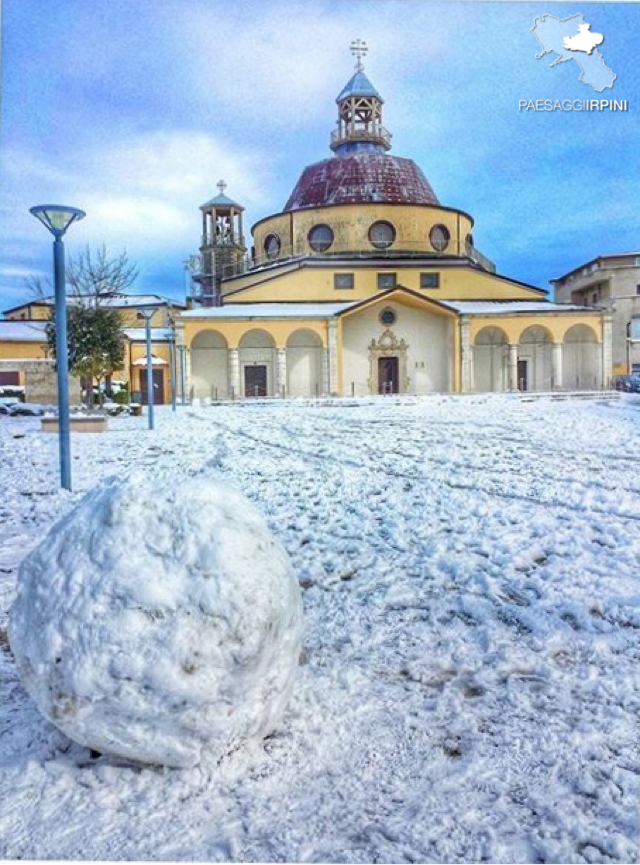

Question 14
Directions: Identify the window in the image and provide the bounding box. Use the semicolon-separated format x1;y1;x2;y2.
636;285;640;295
334;273;354;289
263;233;281;260
420;272;440;289
466;233;474;248
592;293;598;304
308;224;334;252
429;224;450;252
0;371;20;386
377;273;397;290
368;221;396;250
379;308;397;326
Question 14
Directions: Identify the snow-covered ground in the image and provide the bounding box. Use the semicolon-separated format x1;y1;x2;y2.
1;395;639;863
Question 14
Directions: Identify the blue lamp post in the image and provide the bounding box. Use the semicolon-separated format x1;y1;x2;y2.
30;205;86;492
137;309;155;430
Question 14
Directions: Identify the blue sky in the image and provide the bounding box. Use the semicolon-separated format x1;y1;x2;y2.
1;0;638;311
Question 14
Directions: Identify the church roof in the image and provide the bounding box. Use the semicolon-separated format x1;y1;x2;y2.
336;70;383;102
201;193;243;209
284;153;439;210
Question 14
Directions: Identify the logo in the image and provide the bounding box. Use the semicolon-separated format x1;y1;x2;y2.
531;13;615;92
519;13;627;113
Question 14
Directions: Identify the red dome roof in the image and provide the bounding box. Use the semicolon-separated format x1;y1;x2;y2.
284;153;439;211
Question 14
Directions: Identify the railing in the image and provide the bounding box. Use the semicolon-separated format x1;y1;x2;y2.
330;124;392;149
200;239;496;281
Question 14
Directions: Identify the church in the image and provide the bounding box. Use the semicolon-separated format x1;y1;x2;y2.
178;44;610;400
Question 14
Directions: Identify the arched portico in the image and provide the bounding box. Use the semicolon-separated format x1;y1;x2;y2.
518;326;554;392
190;330;229;400
473;327;509;392
239;329;277;397
563;324;600;390
286;329;324;397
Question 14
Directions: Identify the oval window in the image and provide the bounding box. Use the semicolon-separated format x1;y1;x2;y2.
430;224;450;253
369;221;396;250
308;224;334;253
264;233;281;260
379;308;397;326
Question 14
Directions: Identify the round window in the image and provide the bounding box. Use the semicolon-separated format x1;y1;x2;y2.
429;224;451;253
368;221;396;250
379;308;397;326
308;224;334;253
264;233;281;260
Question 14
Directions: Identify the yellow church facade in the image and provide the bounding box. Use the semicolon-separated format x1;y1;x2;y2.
179;52;609;399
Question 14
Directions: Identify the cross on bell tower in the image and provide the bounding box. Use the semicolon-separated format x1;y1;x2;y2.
198;180;246;306
330;42;391;155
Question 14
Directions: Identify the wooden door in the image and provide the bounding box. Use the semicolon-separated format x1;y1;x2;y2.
244;365;267;397
517;360;528;392
378;356;399;394
140;368;165;404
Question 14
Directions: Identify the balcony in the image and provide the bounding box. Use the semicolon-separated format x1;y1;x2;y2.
211;239;496;280
330;124;392;151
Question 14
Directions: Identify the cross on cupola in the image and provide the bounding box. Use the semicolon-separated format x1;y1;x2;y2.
350;38;368;71
217;179;227;195
330;42;391;154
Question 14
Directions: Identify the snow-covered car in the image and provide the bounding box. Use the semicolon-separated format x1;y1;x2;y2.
614;373;640;393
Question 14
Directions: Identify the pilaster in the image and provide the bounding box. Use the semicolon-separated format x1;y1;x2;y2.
328;320;339;396
508;344;518;391
228;348;240;399
460;316;474;393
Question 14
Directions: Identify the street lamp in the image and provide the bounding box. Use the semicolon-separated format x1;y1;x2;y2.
30;204;86;491
137;309;155;430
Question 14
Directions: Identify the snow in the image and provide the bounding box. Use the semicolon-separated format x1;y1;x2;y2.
0;394;639;861
180;302;355;319
9;474;302;768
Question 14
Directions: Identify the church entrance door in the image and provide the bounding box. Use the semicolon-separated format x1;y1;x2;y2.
244;365;267;397
517;359;528;392
378;356;399;394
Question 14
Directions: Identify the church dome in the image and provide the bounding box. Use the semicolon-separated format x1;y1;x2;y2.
283;46;438;212
283;153;439;211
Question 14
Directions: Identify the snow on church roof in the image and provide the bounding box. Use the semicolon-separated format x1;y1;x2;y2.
444;301;595;314
181;303;356;319
0;320;48;341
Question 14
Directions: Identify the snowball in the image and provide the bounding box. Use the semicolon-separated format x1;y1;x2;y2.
9;473;303;768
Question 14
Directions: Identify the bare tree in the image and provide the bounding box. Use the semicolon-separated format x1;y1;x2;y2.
25;245;139;306
67;245;139;302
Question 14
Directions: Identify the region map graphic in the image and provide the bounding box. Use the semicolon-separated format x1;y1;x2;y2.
531;13;616;91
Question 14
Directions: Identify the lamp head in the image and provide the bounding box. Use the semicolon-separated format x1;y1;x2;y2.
30;205;86;238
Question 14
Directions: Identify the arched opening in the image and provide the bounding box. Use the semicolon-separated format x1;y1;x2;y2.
286;329;324;397
190;330;229;400
473;327;508;392
518;326;553;392
239;329;276;397
563;324;600;390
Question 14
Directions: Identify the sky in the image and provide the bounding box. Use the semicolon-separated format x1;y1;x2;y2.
0;0;638;311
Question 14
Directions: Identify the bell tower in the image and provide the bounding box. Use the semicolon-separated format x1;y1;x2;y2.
330;40;392;155
199;181;246;306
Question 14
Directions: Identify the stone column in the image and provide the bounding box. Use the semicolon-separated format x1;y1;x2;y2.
276;348;287;397
552;342;563;391
602;313;613;389
508;344;519;391
322;348;330;396
460;316;474;393
328;320;339;396
228;348;240;399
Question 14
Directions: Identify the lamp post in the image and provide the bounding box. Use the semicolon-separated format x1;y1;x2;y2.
30;204;86;491
137;309;155;430
168;318;177;412
176;344;186;405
